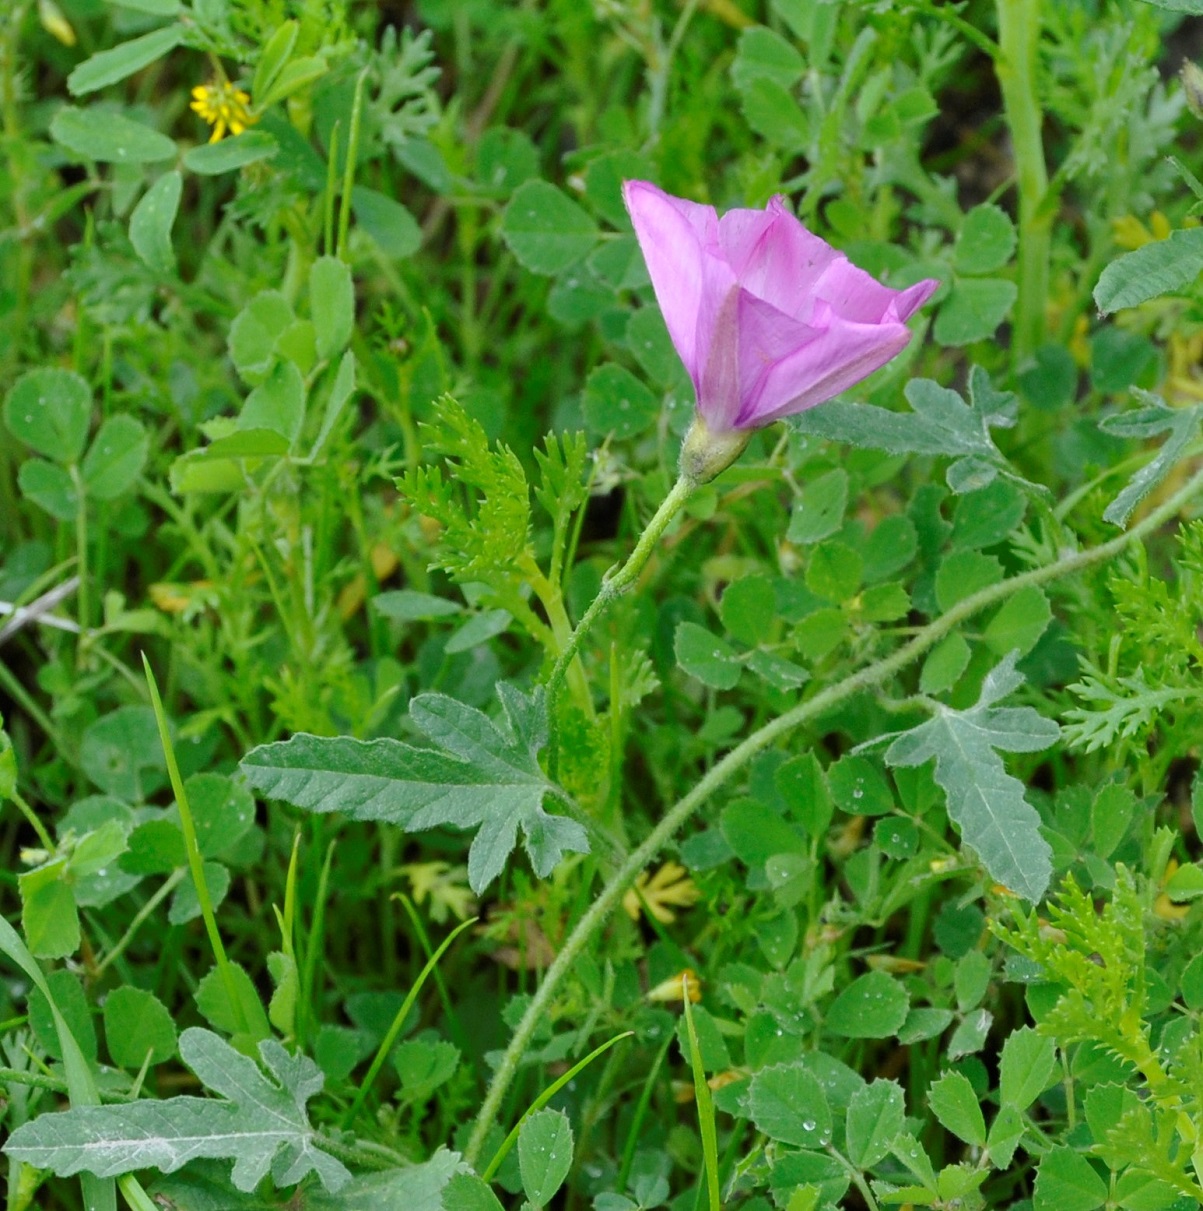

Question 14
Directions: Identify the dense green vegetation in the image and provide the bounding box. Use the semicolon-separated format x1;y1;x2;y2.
5;1;1203;1208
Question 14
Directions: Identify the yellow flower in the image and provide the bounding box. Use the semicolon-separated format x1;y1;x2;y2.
647;968;702;1003
190;80;256;143
623;861;702;924
399;861;475;923
1111;210;1172;252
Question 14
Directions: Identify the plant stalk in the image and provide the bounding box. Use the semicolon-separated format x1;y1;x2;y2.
465;461;1203;1166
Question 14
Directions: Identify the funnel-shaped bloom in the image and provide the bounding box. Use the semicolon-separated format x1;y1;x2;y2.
623;181;939;435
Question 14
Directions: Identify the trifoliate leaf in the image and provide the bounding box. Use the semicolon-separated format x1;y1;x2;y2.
241;685;587;892
885;652;1057;901
3;1028;350;1193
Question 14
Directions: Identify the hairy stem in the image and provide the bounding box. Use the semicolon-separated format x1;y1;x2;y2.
545;474;695;775
465;462;1203;1166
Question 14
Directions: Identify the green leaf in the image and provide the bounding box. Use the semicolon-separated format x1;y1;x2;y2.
719;573;777;645
928;1070;986;1146
251;21;299;106
949;479;1026;550
372;590;463;622
239;360;306;447
351;186;421;259
739;76;809;149
788;468;848;544
17;459;79;520
919;632;971;696
954;204;1017;275
502;180;598;276
19;865;81;958
67;25;184;95
121;817;186;874
829;755;893;816
806;540;863;603
188;773;256;859
518;1109;573;1207
195;962;271;1043
885;652;1057;901
1097;393;1203;527
845;1079;905;1169
863;515;918;582
824;971;909;1038
82;414;149;499
0;717;16;800
935;550;1004;610
776;753;833;840
675;621;742;690
4;1028;351;1193
934;278;1017;346
183;129;278;174
983;585;1051;657
442;1173;506;1211
309;350;357;459
4;367;92;462
748;1062;832;1148
792;368;1016;473
445;609;511;653
732;26;805;89
80;706;164;801
51;105;176;163
129;170;181;273
582;363;659;440
103;986;178;1068
169;860;230;925
1094;227;1203;314
1136;0;1203;9
998;1026;1057;1111
28;969;97;1063
477;127;540;196
1032;1146;1108;1211
310;256;354;361
721;798;807;866
268;951;299;1037
241;685;587;892
228;291;295;383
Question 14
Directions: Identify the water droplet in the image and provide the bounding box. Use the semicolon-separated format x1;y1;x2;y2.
802;1119;816;1132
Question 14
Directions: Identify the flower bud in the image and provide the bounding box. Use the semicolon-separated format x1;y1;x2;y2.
679;416;752;485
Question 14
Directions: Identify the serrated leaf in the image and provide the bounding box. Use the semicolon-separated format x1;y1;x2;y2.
1095;227;1203;314
502;181;598;276
3;1028;350;1193
748;1062;832;1148
885;652;1057;901
788;468;848;544
792;368;1014;468
582;363;659;439
518;1109;574;1206
934;278;1017;346
1032;1146;1107;1211
845;1079;905;1169
103;986;177;1068
17;459;78;519
999;1026;1057;1110
824;971;909;1038
1097;393;1203;526
954;204;1017;275
928;1070;986;1146
241;686;587;892
310;256;354;361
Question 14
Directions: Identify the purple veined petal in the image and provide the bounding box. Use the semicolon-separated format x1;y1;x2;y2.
722;198;844;320
809;257;940;326
736;307;918;428
622;181;718;380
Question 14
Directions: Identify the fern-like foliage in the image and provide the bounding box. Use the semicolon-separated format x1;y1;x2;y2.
397;397;590;659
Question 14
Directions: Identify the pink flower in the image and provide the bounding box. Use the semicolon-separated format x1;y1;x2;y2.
623;181;939;435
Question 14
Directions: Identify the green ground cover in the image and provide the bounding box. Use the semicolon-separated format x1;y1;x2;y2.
5;1;1203;1208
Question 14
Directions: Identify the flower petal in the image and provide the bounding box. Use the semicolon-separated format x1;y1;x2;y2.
623;181;717;381
738;308;917;427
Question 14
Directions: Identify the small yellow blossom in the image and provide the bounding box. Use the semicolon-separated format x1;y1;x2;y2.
399;861;475;923
38;0;76;45
623;861;702;924
190;80;256;143
1111;210;1172;252
647;967;702;1004
1154;858;1192;922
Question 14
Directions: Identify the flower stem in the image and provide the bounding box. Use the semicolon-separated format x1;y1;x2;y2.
996;0;1050;360
466;462;1203;1167
545;473;695;774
